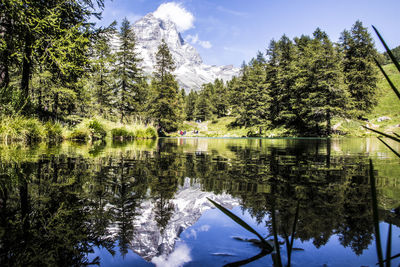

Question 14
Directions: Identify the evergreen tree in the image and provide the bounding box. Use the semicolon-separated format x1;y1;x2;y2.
91;22;117;115
265;40;280;126
148;39;181;133
115;18;145;122
340;20;379;114
0;0;104;115
212;79;229;118
194;84;214;122
274;35;298;127
296;29;347;135
234;54;269;133
185;90;198;121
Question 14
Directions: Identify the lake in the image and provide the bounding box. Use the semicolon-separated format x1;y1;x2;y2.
0;137;399;266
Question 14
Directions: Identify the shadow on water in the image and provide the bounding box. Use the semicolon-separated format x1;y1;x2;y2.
0;138;399;266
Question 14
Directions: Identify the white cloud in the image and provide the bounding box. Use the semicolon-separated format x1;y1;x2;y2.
151;244;191;267
186;34;212;49
154;2;194;32
184;224;211;239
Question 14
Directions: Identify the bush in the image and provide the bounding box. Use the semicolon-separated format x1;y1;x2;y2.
69;128;91;141
145;126;157;139
111;127;134;139
135;128;146;139
24;118;45;141
45;122;64;141
88;119;106;140
0;115;45;142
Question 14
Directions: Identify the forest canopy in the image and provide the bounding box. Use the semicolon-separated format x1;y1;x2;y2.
0;1;385;137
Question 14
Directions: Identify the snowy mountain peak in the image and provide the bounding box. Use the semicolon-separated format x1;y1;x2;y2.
131;13;239;92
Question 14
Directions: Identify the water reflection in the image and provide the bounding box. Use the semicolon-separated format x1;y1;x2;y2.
0;138;399;266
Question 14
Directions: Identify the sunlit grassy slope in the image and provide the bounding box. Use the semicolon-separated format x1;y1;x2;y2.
181;63;400;137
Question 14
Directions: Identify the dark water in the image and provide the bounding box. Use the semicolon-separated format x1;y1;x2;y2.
0;138;399;266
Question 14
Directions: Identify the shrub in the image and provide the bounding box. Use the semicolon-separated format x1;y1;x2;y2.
24;118;45;141
88;119;106;140
45;122;64;141
69;128;91;141
135;128;146;139
145;126;157;139
111;127;134;139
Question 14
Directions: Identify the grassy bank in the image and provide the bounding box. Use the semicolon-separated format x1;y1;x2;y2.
0;116;157;143
176;64;400;138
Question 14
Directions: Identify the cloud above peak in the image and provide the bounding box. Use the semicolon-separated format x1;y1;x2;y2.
154;2;194;32
186;34;212;49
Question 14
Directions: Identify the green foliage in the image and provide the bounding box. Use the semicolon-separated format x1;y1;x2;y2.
382;45;400;65
69;128;91;141
366;26;400;267
185;90;198;121
111;125;157;140
111;127;134;139
340;21;379;114
44;121;64;141
194;84;215;121
88;119;107;140
145;126;158;139
0;115;45;142
185;20;379;137
147;40;181;132
114;18;146;122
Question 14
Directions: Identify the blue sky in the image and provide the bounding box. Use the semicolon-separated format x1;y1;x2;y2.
93;0;400;67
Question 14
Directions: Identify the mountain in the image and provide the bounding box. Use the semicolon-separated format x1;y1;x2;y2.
130;13;239;92
131;178;238;261
108;178;239;261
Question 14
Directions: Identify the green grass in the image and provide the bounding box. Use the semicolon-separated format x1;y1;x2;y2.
334;64;400;136
0;115;157;144
0;115;64;143
66;117;157;141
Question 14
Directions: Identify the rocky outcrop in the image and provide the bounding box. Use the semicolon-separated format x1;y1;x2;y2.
129;13;239;92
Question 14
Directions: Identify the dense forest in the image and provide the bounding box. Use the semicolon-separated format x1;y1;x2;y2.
0;0;395;138
189;21;384;136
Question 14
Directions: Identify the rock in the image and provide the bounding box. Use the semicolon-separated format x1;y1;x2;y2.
112;13;239;93
111;178;240;261
377;116;391;122
366;123;379;128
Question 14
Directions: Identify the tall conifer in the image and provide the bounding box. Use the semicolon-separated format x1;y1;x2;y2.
148;39;181;133
115;18;145;122
340;20;378;114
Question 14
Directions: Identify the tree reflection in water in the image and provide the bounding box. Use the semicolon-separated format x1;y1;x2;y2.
0;138;398;266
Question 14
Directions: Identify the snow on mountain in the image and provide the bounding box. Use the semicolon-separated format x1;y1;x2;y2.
115;178;239;261
131;13;239;92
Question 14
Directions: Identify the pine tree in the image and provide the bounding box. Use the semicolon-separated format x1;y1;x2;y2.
298;29;348;135
212;79;229;118
91;22;116;115
265;40;280;126
148;39;181;133
234;54;269;133
115;18;145;122
340;20;379;115
1;0;105;115
274;35;298;127
185;90;198;121
194;84;214;122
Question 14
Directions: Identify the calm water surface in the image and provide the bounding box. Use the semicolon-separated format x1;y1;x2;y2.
0;138;399;266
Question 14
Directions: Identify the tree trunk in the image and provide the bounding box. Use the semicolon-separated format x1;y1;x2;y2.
326;109;331;136
21;32;33;104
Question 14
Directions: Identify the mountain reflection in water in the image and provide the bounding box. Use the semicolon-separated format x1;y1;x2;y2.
0;138;399;266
